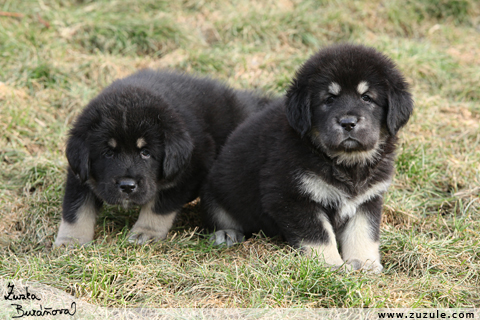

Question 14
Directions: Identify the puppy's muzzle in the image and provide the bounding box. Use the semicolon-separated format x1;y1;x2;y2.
118;178;137;194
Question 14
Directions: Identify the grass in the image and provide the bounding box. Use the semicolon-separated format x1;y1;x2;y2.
1;0;479;310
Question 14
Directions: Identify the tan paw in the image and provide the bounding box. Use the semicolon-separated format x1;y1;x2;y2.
346;259;383;274
128;227;168;244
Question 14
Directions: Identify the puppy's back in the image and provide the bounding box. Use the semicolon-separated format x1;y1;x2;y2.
118;69;272;150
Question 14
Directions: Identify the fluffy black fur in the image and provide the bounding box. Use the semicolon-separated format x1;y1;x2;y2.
54;69;272;247
201;44;413;273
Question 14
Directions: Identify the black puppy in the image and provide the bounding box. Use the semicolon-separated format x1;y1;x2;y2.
54;69;271;247
202;44;413;273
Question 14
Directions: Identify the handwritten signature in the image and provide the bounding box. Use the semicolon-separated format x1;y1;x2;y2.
4;282;76;318
4;282;41;301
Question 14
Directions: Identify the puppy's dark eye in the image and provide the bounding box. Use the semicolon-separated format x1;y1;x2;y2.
325;96;336;104
104;150;114;158
140;149;151;159
361;94;373;103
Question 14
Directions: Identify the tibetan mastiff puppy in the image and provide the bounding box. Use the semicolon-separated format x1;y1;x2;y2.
201;44;413;273
54;69;271;247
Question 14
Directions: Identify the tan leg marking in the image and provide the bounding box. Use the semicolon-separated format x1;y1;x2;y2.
54;198;97;247
340;211;383;273
302;213;347;269
128;200;176;244
211;204;240;230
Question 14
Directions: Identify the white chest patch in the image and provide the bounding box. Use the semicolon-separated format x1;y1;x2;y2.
298;172;391;220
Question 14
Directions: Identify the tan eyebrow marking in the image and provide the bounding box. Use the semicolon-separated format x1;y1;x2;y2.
328;82;341;95
136;138;147;149
108;138;117;148
357;81;369;95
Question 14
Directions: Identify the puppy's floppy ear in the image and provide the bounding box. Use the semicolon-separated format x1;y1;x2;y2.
286;78;311;137
65;102;103;183
386;86;413;136
163;129;194;181
66;132;90;183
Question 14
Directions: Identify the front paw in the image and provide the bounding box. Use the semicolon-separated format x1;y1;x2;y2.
346;259;383;274
53;220;95;248
328;263;353;272
128;208;176;245
210;229;245;247
53;236;92;248
128;226;168;245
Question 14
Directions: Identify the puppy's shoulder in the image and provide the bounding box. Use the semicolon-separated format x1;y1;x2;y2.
227;98;285;138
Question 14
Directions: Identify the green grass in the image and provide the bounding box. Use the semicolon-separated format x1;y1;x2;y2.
1;0;479;309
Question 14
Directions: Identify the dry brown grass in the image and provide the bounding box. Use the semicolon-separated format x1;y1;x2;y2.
0;0;479;310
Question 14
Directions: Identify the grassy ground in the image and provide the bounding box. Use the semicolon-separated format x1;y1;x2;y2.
1;0;479;309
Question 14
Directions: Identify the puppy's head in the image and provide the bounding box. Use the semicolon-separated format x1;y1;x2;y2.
66;84;193;206
286;44;413;165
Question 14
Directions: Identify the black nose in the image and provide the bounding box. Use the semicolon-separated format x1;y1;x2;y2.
339;117;358;132
118;179;137;194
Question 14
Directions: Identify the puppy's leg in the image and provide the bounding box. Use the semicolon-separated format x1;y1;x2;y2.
301;212;348;270
54;173;101;247
339;199;383;273
207;201;245;247
129;200;177;244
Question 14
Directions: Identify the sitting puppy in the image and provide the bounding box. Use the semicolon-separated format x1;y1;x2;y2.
54;69;271;247
201;44;413;273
